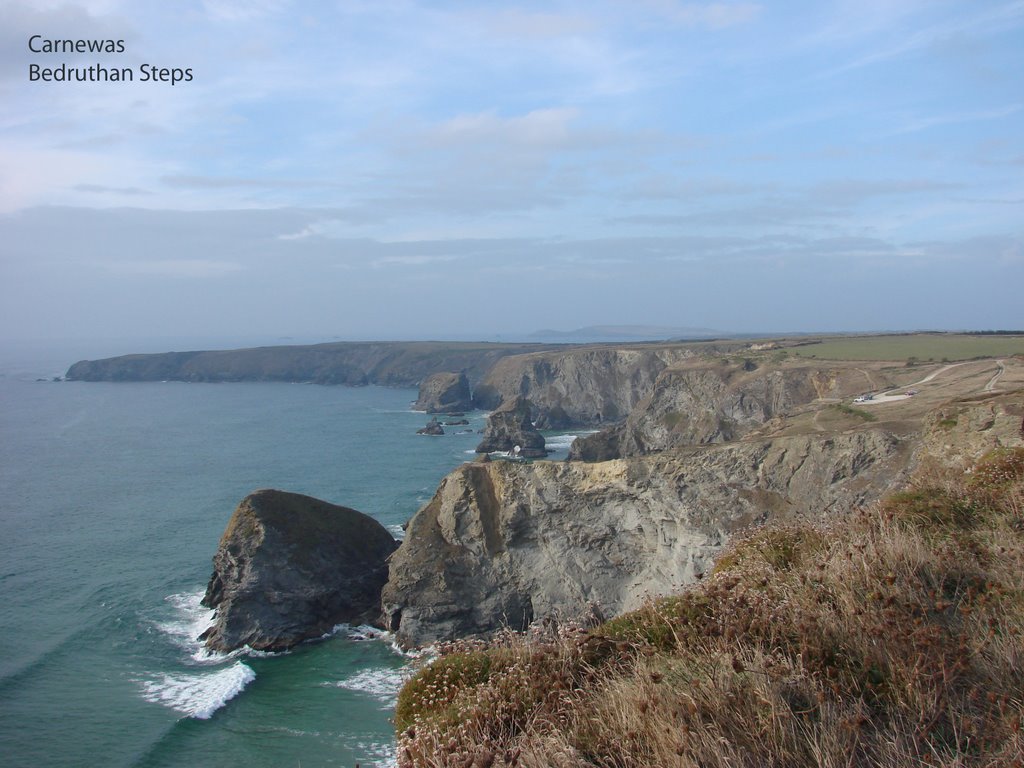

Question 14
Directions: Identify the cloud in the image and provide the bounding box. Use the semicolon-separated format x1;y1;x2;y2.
888;104;1023;136
807;179;963;206
100;259;244;278
201;0;290;23
472;9;596;40
73;183;151;196
161;175;338;190
638;1;762;29
429;108;581;150
821;0;1024;75
0;1;133;80
370;254;462;268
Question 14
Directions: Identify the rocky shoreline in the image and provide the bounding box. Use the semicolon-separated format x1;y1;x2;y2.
184;342;1023;653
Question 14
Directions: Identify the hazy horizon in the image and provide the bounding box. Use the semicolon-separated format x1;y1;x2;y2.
2;1;1021;341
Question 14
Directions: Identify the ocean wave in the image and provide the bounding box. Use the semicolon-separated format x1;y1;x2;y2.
386;523;406;541
155;590;283;663
329;667;407;709
337;624;392;642
155;591;215;660
140;661;256;720
544;431;598;451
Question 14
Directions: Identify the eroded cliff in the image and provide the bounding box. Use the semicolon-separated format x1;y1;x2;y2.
471;345;718;427
381;427;909;647
571;359;887;459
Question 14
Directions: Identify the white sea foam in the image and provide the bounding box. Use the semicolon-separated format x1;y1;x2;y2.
341;624;392;642
155;590;281;664
352;739;398;768
155;591;219;662
544;433;577;450
330;667;407;709
545;431;598;451
140;661;256;720
386;523;406;540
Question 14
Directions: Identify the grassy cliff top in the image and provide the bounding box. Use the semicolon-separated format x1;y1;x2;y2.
394;446;1024;767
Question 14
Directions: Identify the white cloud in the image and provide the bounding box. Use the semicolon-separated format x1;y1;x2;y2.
822;0;1024;75
371;254;461;268
0;145;122;211
637;1;762;28
888;104;1023;136
472;9;596;40
101;259;244;278
201;0;290;23
431;108;580;149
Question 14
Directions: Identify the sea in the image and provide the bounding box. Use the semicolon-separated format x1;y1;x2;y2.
0;340;585;768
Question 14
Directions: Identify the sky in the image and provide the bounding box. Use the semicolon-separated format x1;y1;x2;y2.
0;0;1022;344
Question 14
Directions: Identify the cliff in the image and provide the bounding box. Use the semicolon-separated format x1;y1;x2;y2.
199;489;398;652
474;395;547;458
412;371;473;413
64;341;559;387
382;427;909;648
571;359;886;459
471;344;728;426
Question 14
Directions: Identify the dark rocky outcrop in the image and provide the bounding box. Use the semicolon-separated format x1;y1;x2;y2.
414;372;473;413
199;489;398;652
475;396;546;458
417;418;445;436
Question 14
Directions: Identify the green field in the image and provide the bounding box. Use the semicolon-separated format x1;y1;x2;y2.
786;334;1024;361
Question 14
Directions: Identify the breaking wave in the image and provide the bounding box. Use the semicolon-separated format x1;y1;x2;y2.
140;662;256;719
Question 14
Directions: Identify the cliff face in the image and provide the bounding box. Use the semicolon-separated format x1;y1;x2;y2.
200;489;398;652
920;392;1024;467
413;371;473;413
472;346;707;427
571;361;866;459
475;396;547;458
65;341;559;387
381;428;908;647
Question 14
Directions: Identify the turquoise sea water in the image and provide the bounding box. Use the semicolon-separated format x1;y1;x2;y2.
0;344;581;768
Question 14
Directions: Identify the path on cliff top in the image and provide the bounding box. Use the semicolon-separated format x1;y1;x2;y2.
860;359;1006;405
984;360;1005;392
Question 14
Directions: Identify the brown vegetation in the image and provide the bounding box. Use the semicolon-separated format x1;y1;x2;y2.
395;448;1024;767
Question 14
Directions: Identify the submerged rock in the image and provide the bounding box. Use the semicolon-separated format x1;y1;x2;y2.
414;371;473;414
475;396;546;458
199;489;398;652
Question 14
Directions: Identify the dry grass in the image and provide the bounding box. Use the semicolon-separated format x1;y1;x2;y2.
395;448;1024;767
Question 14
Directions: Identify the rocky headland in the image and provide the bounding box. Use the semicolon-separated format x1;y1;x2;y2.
64;340;560;387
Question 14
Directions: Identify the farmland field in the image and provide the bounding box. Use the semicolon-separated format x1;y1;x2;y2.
786;334;1024;361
